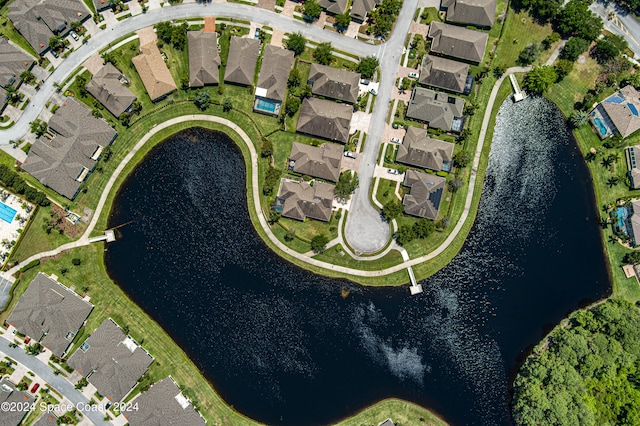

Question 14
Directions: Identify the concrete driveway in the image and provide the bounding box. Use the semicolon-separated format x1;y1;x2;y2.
350;111;372;133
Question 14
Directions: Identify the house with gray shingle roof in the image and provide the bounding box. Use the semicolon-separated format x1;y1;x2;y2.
351;0;380;22
8;0;90;55
0;39;34;89
297;97;353;143
6;273;93;357
86;62;137;118
593;85;640;139
0;379;36;426
132;42;177;102
397;127;454;172
406;87;465;132
289;142;343;182
428;21;488;63
224;37;260;86
319;0;348;15
68;318;153;403
402;170;447;220
419;54;470;94
23;98;117;199
188;31;220;88
441;0;496;28
126;377;206;425
308;63;360;104
254;45;294;116
626;145;640;189
276;180;335;222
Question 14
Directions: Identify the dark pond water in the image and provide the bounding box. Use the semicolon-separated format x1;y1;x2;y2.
105;97;610;426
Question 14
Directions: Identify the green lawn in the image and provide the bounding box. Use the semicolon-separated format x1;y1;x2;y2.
336;398;448;426
491;8;553;69
375;178;401;206
279;212;340;244
10;205;75;263
546;56;601;116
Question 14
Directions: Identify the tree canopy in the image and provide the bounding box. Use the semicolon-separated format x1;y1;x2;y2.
334;171;359;201
311;234;329;253
513;299;640;426
559;37;590;62
357;56;379;79
193;90;210;111
303;0;322;20
313;42;333;66
524;66;557;94
557;0;603;41
285;32;306;56
521;0;563;21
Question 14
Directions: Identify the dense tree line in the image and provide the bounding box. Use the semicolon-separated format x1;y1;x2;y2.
0;165;49;206
154;22;188;50
520;0;602;41
513;299;640;425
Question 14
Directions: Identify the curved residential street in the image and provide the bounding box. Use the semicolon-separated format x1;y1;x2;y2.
0;336;111;425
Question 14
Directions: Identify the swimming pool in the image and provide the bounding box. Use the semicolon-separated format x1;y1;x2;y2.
0;202;17;224
594;117;608;136
616;206;628;233
255;98;277;113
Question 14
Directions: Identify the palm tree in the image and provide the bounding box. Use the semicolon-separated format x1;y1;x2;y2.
601;157;614;169
609;234;618;244
607;176;620;187
585;151;596;162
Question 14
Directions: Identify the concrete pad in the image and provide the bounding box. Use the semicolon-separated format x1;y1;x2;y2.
350;111;372;133
270;29;285;47
137;27;157;47
128;1;143;16
409;21;430;37
418;0;440;7
382;123;407;142
203;17;216;33
314;12;328;28
392;85;412;102
83;54;104;75
340;155;360;173
257;0;276;10
374;164;404;181
282;0;296;17
344;21;360;38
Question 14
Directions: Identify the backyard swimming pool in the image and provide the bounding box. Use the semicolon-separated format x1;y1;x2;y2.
0;202;17;224
255;98;277;113
615;206;628;234
594;117;608;136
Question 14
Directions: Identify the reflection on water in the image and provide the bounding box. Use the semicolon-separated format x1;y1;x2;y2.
106;97;609;425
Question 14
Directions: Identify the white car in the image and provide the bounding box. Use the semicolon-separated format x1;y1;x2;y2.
344;151;357;159
390;137;401;143
369;88;377;96
388;169;401;175
408;72;419;79
70;31;79;41
360;79;370;85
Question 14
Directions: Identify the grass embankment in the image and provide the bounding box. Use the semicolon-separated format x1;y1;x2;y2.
10;205;74;262
336;398;448;426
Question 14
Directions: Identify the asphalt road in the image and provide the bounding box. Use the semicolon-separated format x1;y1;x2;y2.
0;336;111;425
343;0;419;253
591;0;640;55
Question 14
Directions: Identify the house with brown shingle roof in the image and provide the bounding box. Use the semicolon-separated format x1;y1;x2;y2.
254;45;294;115
276;180;335;222
419;54;470;94
126;377;206;425
441;0;496;28
6;273;93;357
406;87;465;132
319;0;348;15
8;0;90;55
132;42;177;102
397;127;454;172
308;63;360;104
23;98;117;199
188;31;220;88
68;318;153;403
289;142;343;182
92;0;112;12
402;170;447;220
428;21;488;63
297;97;353;143
86;62;137;118
224;37;260;86
351;0;380;22
593;85;640;139
0;39;34;89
